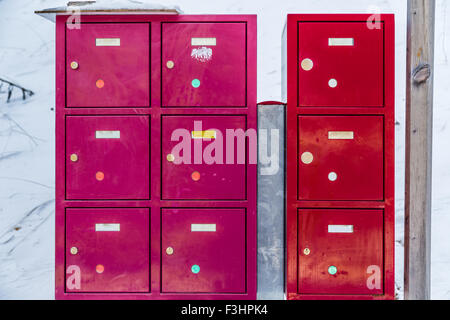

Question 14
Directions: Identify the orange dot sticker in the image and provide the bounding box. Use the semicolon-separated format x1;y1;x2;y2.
96;171;105;181
191;171;201;181
96;79;105;89
96;264;104;274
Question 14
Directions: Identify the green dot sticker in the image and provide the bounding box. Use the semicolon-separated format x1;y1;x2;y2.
191;264;200;274
328;266;338;275
191;79;201;88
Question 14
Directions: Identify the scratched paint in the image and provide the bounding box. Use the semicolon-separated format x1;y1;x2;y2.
191;47;213;62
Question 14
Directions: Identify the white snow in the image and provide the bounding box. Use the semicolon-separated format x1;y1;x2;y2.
0;0;448;300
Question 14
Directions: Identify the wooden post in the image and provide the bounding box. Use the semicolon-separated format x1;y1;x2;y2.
405;0;435;300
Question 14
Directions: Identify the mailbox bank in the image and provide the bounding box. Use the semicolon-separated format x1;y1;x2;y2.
284;14;395;300
53;11;257;300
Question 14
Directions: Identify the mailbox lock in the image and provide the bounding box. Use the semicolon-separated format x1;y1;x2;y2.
70;154;78;162
70;61;79;70
166;247;174;255
301;152;314;165
166;154;175;162
301;58;314;71
70;247;78;255
166;60;175;69
303;248;311;256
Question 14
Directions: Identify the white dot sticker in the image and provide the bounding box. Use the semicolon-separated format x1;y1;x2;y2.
328;79;338;88
328;172;338;182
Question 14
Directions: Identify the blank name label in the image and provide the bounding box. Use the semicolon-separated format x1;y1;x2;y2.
328;38;354;46
328;131;354;140
191;224;217;232
96;38;121;46
95;224;121;232
328;225;354;233
96;131;121;139
191;38;217;46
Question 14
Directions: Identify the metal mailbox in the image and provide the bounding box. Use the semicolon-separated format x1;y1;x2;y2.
162;23;246;107
162;115;246;200
66;23;150;108
65;208;150;293
298;209;384;295
298;115;384;201
52;12;257;300
285;14;395;300
65;115;150;200
161;208;246;293
298;22;384;107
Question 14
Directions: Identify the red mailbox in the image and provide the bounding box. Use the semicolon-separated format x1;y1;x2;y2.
161;115;246;200
66;208;150;293
161;208;246;293
162;23;246;107
54;13;256;300
298;115;384;201
65;115;150;200
66;23;150;108
298;209;384;295
285;14;395;300
297;22;384;107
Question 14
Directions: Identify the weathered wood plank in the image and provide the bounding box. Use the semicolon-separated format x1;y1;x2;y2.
405;0;436;300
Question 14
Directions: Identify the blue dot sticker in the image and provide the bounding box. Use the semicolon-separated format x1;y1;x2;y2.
191;79;201;88
328;266;338;275
191;264;200;274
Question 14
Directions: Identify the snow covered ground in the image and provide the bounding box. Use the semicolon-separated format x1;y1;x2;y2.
0;0;448;300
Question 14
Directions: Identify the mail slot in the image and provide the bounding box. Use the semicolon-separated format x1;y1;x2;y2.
161;208;246;293
66;115;150;200
162;22;246;107
161;115;247;200
66;23;150;107
298;22;384;107
298;209;384;295
298;115;384;201
65;208;150;293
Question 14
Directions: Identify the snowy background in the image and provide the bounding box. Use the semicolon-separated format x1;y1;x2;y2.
0;0;448;300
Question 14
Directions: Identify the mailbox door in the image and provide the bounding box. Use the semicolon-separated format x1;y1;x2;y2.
66;116;150;200
161;208;246;293
298;209;384;295
162;116;246;200
298;22;384;107
162;23;246;107
65;208;150;293
66;23;150;107
298;116;384;201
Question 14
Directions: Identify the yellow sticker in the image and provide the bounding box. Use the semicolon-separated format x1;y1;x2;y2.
191;130;216;139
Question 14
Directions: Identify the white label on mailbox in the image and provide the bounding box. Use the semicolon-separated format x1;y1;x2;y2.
191;37;217;46
328;38;354;46
328;225;354;233
191;224;217;232
95;224;120;232
96;131;121;139
328;131;354;140
96;38;121;46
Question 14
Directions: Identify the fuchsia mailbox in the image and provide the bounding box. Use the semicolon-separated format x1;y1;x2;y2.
54;11;257;300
